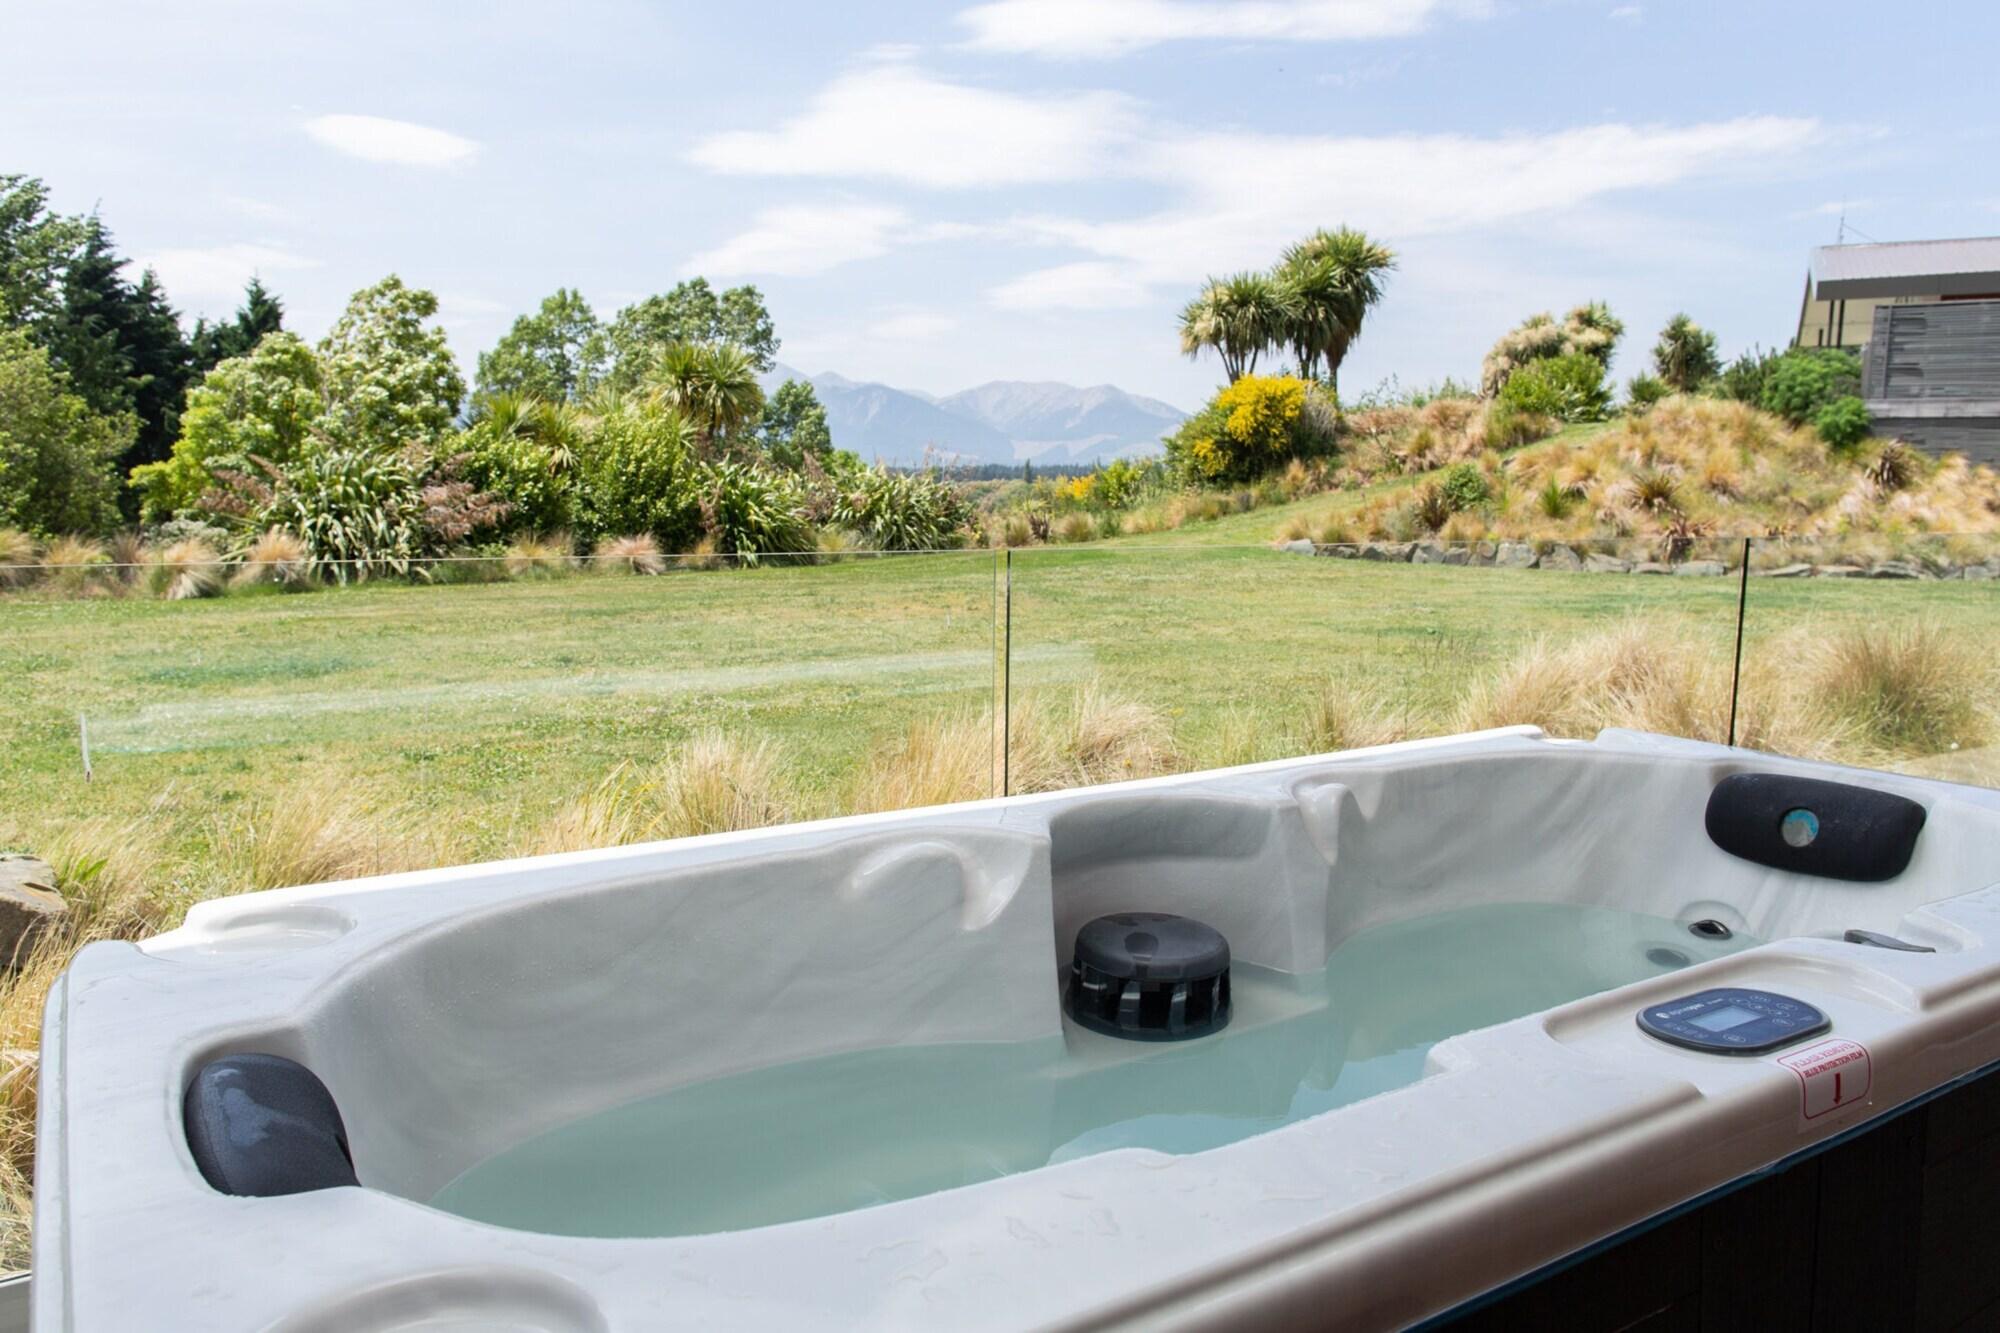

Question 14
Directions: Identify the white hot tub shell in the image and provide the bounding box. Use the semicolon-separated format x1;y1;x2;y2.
33;727;2000;1330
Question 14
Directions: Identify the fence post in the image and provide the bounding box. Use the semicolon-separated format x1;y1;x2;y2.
1002;548;1013;797
1727;537;1751;748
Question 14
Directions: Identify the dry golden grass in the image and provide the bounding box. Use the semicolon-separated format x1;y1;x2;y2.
1806;621;1993;758
849;710;997;813
214;786;440;892
40;536;111;596
1299;678;1412;754
504;533;574;578
1052;512;1098;544
150;537;224;600
0;529;36;588
533;732;796;851
592;534;665;575
231;528;312;589
1349;396;2000;548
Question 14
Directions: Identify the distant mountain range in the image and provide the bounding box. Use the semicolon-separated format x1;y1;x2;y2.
761;365;1185;467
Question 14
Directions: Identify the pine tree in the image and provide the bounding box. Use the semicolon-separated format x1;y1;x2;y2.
44;219;194;495
191;277;285;373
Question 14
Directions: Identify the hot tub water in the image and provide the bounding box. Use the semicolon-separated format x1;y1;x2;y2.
430;903;1755;1238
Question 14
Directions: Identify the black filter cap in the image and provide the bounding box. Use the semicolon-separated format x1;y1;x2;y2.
1066;912;1231;1041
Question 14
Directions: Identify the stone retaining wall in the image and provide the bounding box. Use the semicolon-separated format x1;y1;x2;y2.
1278;538;2000;581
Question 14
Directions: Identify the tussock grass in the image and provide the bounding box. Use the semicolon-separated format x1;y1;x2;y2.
1300;678;1411;753
504;532;574;578
593;534;665;576
231;528;313;589
1807;621;1992;757
534;732;795;851
0;529;35;588
40;536;111;596
150;537;224;600
214;784;439;891
1052;512;1097;544
850;711;997;812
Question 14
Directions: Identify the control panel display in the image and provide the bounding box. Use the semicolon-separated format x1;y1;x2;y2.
1637;987;1829;1055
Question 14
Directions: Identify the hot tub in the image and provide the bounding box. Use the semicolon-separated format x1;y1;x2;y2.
33;727;2000;1329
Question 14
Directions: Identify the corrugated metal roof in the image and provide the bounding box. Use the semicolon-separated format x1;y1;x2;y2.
1812;237;2000;299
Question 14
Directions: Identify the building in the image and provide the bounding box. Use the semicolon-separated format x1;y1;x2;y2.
1796;236;2000;349
1797;237;2000;463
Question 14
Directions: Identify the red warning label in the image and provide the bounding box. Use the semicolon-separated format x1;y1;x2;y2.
1777;1039;1871;1121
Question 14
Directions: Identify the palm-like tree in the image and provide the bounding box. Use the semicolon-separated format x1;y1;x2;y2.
1275;227;1395;394
1179;272;1292;383
649;342;764;446
1652;313;1720;392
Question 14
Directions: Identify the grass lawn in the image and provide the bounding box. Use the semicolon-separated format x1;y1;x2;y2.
6;538;1996;884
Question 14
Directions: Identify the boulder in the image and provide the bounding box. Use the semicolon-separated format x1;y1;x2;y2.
1866;560;1926;580
1815;565;1865;578
1281;539;1316;555
1540;544;1584;572
1411;541;1448;564
1760;563;1814;579
1441;547;1471;566
1360;541;1415;562
1472;540;1499;567
1494;542;1538;569
1963;563;1997;582
1583;553;1631;574
1631;562;1674;575
1675;561;1730;577
0;855;65;966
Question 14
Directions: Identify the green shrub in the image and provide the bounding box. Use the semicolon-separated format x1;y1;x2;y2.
1625;373;1669;415
831;468;974;551
700;460;811;563
0;329;129;537
1480;302;1622;396
1537;476;1578;519
1713;346;1782;405
1440;462;1489;512
1497;353;1609;423
1760;348;1860;426
258;448;422;584
456;426;571;536
571;405;701;550
1163;375;1333;484
1814;396;1872;451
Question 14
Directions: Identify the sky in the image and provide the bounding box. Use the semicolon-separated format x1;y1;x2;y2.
3;0;1997;410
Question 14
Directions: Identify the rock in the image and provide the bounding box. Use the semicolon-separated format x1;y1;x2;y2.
1866;560;1926;580
1320;543;1361;559
1472;540;1498;567
1494;542;1538;569
0;855;65;966
1441;547;1471;566
1815;565;1864;578
1281;539;1316;555
1675;560;1730;577
1540;544;1584;572
1583;553;1631;574
1759;563;1814;579
1631;562;1674;575
1360;541;1415;562
1410;541;1448;564
1963;563;1997;582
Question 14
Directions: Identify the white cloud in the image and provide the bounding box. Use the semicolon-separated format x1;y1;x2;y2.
687;66;1138;188
867;310;961;340
136;243;321;303
686;204;911;277
303;114;480;167
1608;4;1643;20
956;0;1475;58
690;67;1825;311
990;261;1154;310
